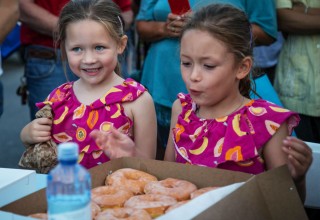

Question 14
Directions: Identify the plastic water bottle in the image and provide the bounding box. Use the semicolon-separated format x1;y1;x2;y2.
47;142;91;220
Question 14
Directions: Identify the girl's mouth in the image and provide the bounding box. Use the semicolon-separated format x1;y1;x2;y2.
82;68;101;75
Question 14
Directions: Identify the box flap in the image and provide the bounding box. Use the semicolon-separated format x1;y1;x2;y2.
194;166;308;220
158;182;245;219
0;169;35;189
0;169;36;207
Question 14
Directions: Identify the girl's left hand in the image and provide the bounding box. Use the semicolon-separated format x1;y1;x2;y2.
90;127;135;159
282;136;313;182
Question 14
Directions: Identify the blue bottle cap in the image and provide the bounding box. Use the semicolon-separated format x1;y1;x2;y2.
58;142;79;161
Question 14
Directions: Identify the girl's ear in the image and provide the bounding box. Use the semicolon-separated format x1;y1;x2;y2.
117;35;128;54
236;56;252;80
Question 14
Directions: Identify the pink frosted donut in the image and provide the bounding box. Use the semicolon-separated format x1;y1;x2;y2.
124;194;177;218
91;185;133;209
190;186;220;199
165;200;189;213
106;168;158;194
144;178;197;201
91;201;101;218
95;207;152;220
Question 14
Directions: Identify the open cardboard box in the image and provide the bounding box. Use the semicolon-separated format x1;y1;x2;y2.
0;157;308;219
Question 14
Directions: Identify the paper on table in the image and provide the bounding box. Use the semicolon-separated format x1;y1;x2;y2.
158;182;245;220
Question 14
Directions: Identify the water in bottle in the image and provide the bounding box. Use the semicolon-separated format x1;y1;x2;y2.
47;142;91;220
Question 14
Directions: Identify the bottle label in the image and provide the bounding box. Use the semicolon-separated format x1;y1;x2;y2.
48;202;91;220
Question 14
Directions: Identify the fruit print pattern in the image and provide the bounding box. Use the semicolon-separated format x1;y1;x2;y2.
36;78;147;169
173;93;300;175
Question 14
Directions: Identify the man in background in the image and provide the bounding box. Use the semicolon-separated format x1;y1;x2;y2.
0;0;19;117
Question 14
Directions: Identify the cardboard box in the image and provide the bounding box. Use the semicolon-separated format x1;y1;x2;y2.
0;157;308;219
0;168;36;207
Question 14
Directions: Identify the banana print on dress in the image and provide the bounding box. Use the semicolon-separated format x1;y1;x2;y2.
173;93;300;175
36;78;147;169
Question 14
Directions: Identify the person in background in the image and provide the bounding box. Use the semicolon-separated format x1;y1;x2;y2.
135;0;277;160
19;0;78;120
274;0;320;144
114;0;133;30
91;4;313;202
113;0;135;78
0;0;19;117
253;32;284;85
20;0;157;169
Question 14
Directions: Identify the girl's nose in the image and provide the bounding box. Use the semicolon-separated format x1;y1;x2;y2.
190;66;201;82
82;50;96;64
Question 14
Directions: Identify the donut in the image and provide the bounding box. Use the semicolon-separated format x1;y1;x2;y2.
165;200;189;213
124;194;177;218
91;185;133;209
91;201;101;218
106;168;158;194
144;178;197;201
190;186;220;199
28;213;47;219
95;207;152;220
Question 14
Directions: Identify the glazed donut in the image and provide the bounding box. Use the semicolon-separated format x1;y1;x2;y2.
91;201;101;219
106;168;158;194
124;194;177;218
95;207;152;220
190;186;220;199
91;185;133;209
28;213;47;219
165;200;189;213
144;178;197;201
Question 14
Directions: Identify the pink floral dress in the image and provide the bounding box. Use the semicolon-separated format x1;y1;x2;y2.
173;93;300;175
37;78;146;169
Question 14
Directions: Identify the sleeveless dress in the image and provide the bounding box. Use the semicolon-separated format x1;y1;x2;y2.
173;93;300;175
37;78;146;169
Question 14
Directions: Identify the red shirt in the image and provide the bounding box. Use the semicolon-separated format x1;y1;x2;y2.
20;0;69;47
113;0;131;12
21;0;132;48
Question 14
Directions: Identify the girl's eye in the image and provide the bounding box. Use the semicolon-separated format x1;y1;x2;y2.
204;64;215;69
95;46;105;51
72;47;82;52
181;61;191;67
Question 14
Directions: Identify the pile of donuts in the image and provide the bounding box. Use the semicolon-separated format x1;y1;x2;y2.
92;168;220;219
29;168;220;219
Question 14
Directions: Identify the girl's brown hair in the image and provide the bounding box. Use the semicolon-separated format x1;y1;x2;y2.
55;0;125;76
181;4;255;98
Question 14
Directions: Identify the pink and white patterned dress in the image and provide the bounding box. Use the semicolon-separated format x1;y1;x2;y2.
173;93;300;175
37;78;146;169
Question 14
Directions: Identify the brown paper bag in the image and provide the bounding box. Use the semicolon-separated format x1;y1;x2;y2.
18;105;58;174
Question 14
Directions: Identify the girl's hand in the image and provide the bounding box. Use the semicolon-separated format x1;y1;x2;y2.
90;127;135;159
21;118;52;145
282;136;313;183
165;13;189;37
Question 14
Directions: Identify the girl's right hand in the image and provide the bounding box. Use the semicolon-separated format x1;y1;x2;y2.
90;126;136;159
22;118;52;145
